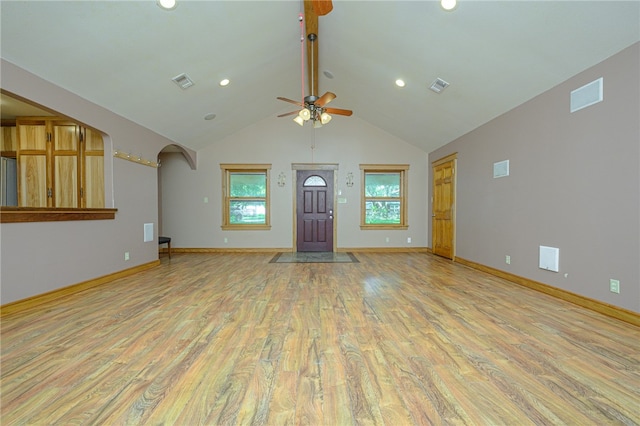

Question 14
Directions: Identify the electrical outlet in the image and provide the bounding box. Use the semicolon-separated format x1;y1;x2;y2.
407;237;412;243
224;237;228;244
204;197;209;203
385;237;390;243
610;279;620;294
124;251;130;261
505;255;511;265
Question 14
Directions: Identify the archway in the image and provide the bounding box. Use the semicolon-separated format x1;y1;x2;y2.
157;144;197;250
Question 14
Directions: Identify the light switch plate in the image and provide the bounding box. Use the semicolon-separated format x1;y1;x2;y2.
610;279;620;294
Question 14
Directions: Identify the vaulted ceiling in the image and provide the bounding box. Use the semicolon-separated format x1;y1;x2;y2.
1;1;638;154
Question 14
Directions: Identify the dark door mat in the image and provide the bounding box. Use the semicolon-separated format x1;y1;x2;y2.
270;252;359;263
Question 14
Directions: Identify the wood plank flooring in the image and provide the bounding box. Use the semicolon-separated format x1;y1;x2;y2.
2;252;639;425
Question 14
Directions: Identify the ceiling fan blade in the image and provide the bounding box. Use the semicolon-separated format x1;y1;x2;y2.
312;0;333;16
277;111;300;118
277;97;304;107
315;91;336;107
324;107;353;116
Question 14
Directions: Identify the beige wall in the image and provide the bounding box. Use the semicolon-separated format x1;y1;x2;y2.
2;43;638;315
429;43;640;313
159;115;429;250
0;60;174;304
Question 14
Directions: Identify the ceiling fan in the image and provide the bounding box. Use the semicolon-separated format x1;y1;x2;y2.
277;0;352;127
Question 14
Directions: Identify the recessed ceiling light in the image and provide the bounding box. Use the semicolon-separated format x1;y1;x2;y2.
441;0;457;11
204;113;216;121
395;79;406;88
157;0;177;10
219;79;230;87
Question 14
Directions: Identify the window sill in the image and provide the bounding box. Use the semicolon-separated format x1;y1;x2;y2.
221;224;271;231
360;224;409;230
0;207;117;223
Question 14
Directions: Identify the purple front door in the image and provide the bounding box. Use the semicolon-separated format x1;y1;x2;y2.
296;170;334;252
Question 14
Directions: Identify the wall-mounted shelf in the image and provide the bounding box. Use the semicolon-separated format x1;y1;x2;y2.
113;150;159;168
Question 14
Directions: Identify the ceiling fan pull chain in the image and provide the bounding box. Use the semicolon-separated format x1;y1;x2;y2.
299;13;305;104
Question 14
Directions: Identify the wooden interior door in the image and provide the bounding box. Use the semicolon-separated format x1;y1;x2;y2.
296;169;334;252
432;154;456;259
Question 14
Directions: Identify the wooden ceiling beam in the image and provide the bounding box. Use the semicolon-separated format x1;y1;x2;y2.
303;0;319;97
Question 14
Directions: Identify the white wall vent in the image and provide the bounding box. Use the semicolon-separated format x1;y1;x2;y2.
570;77;602;113
172;73;194;90
493;160;509;178
539;245;559;272
429;78;450;93
144;223;154;242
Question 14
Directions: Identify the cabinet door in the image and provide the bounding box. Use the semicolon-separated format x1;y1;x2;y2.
82;128;104;208
17;119;49;207
1;125;17;153
15;118;105;209
52;121;80;208
18;155;47;206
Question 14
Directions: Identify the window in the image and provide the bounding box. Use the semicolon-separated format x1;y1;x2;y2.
220;164;271;230
360;164;409;230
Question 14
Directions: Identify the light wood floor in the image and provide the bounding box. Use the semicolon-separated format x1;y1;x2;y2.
2;252;639;425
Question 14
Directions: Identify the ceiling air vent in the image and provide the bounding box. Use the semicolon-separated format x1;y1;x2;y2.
429;78;450;93
171;73;194;90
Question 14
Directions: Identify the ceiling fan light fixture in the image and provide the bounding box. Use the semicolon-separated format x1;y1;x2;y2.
320;112;332;124
299;108;311;121
293;116;305;126
313;120;323;129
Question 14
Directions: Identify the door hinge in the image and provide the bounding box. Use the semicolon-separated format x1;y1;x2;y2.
47;188;53;198
80;188;84;198
47;132;52;142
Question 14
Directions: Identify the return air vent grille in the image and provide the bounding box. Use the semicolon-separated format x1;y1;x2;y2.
570;77;603;113
171;73;194;90
429;78;450;93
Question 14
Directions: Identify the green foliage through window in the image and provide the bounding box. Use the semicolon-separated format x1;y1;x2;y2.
360;165;409;229
229;173;266;225
365;201;401;224
230;173;266;197
221;165;271;229
230;200;266;224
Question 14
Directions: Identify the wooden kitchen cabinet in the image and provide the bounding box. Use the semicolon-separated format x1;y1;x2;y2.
16;117;104;208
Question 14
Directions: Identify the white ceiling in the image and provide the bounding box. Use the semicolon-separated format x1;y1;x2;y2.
1;1;638;154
